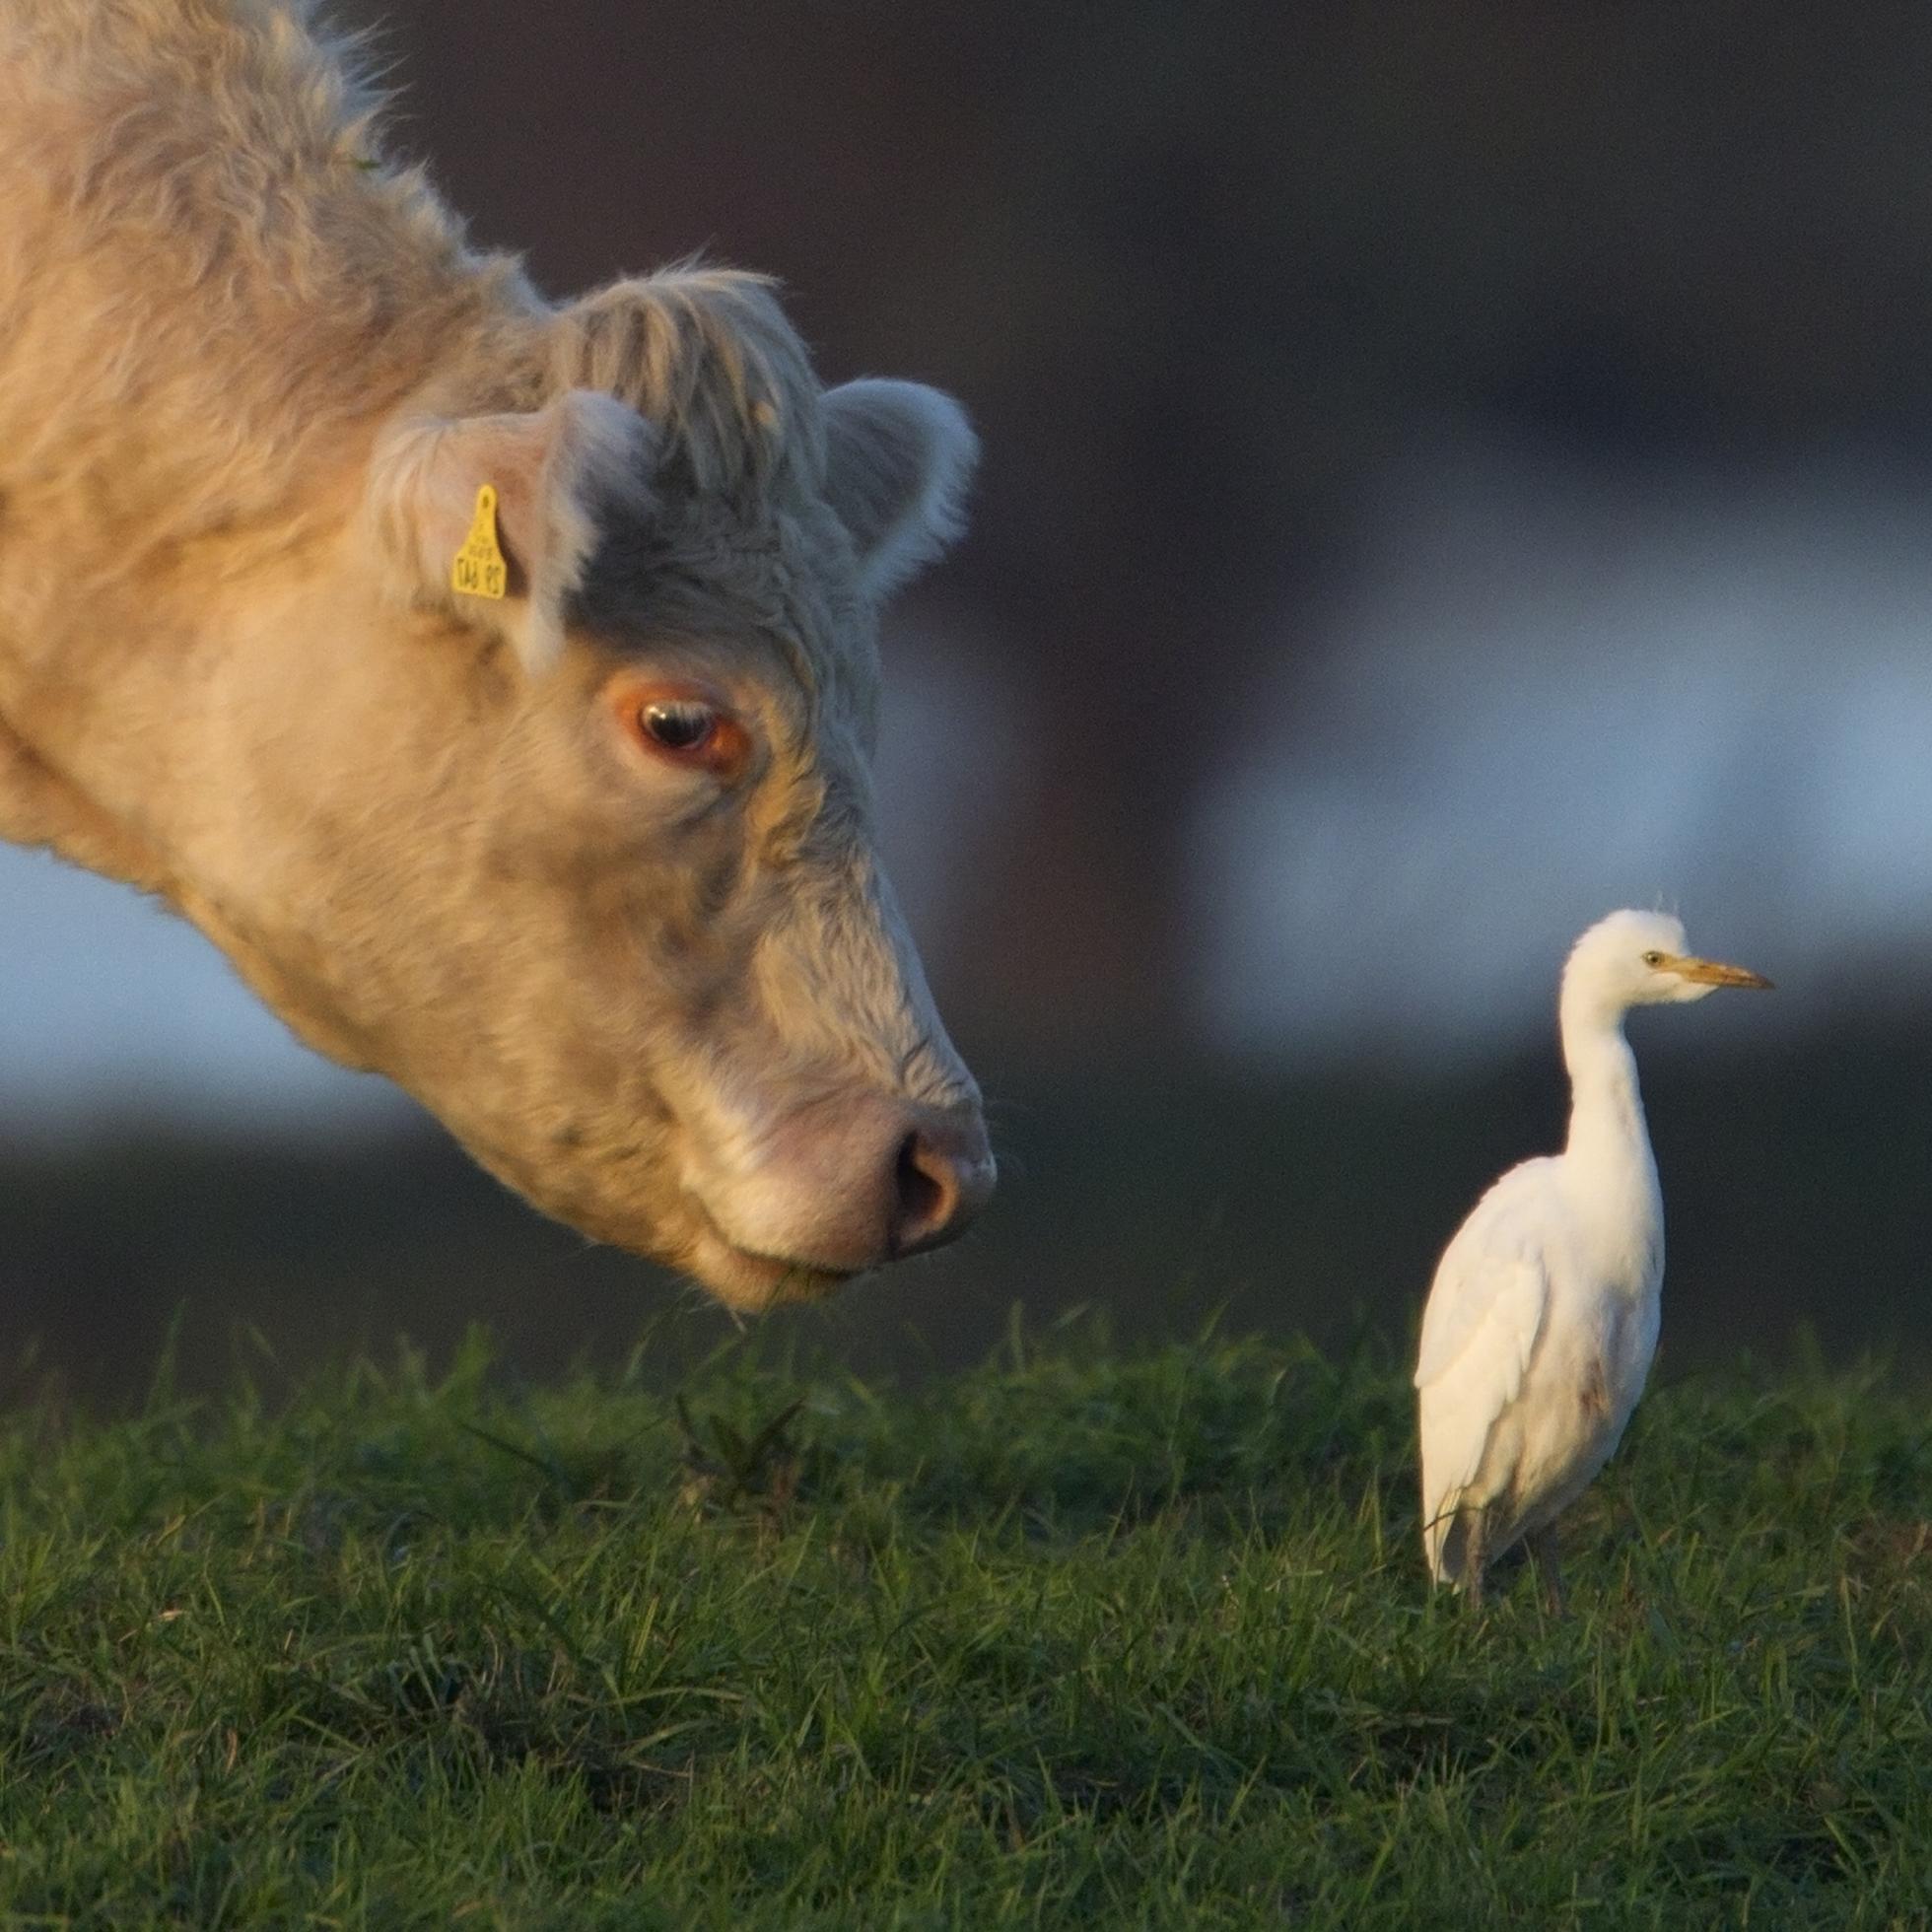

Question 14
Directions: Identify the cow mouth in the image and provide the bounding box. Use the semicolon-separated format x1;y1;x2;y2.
683;1201;857;1311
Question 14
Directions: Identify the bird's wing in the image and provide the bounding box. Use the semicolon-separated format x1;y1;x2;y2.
1414;1160;1555;1500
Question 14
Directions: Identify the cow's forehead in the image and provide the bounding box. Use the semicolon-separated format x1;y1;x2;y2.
579;495;882;736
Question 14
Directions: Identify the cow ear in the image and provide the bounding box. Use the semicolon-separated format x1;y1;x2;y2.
367;389;655;672
821;380;977;601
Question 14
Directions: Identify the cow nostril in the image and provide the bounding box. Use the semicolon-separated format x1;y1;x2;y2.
893;1130;957;1253
889;1119;996;1256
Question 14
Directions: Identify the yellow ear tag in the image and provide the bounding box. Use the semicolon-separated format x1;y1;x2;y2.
450;484;509;600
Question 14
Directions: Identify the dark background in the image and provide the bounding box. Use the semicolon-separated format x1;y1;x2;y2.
6;1;1932;1403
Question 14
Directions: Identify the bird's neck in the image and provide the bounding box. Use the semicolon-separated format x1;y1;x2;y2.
1559;992;1658;1207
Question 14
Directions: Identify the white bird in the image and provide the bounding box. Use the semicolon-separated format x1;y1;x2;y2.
1414;909;1771;1608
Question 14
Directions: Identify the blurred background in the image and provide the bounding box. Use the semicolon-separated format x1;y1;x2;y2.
7;1;1932;1401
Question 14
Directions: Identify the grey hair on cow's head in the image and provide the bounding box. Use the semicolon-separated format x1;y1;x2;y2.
370;277;979;669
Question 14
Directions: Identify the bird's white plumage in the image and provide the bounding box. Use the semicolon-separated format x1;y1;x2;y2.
1414;909;1769;1602
1415;1167;1552;1511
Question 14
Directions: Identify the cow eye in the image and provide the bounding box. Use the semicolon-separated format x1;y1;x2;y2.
610;678;749;783
641;700;718;754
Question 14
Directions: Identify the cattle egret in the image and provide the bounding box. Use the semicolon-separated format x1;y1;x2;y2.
1414;909;1771;1608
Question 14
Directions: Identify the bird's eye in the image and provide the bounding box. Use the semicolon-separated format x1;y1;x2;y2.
640;700;718;754
1641;950;1665;967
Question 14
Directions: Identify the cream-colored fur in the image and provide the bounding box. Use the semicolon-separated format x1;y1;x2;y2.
0;0;990;1305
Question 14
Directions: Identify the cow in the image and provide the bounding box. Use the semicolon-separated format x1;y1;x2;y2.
0;0;995;1309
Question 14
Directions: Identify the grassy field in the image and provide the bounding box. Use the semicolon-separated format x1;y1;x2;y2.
0;1316;1925;1927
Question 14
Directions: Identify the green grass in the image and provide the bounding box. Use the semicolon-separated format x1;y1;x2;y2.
0;1317;1926;1927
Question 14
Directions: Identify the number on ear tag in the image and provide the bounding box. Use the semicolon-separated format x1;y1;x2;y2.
450;485;509;600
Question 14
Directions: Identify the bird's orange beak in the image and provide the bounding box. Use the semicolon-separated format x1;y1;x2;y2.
1665;954;1774;990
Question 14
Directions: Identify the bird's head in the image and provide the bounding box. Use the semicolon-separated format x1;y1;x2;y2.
1564;909;1774;1019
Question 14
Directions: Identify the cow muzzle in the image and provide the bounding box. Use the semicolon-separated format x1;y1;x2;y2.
690;1088;996;1292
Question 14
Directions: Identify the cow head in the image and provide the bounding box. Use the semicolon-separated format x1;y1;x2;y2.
208;271;992;1309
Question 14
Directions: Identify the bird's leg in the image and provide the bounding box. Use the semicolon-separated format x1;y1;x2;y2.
1460;1515;1487;1610
1527;1522;1567;1617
